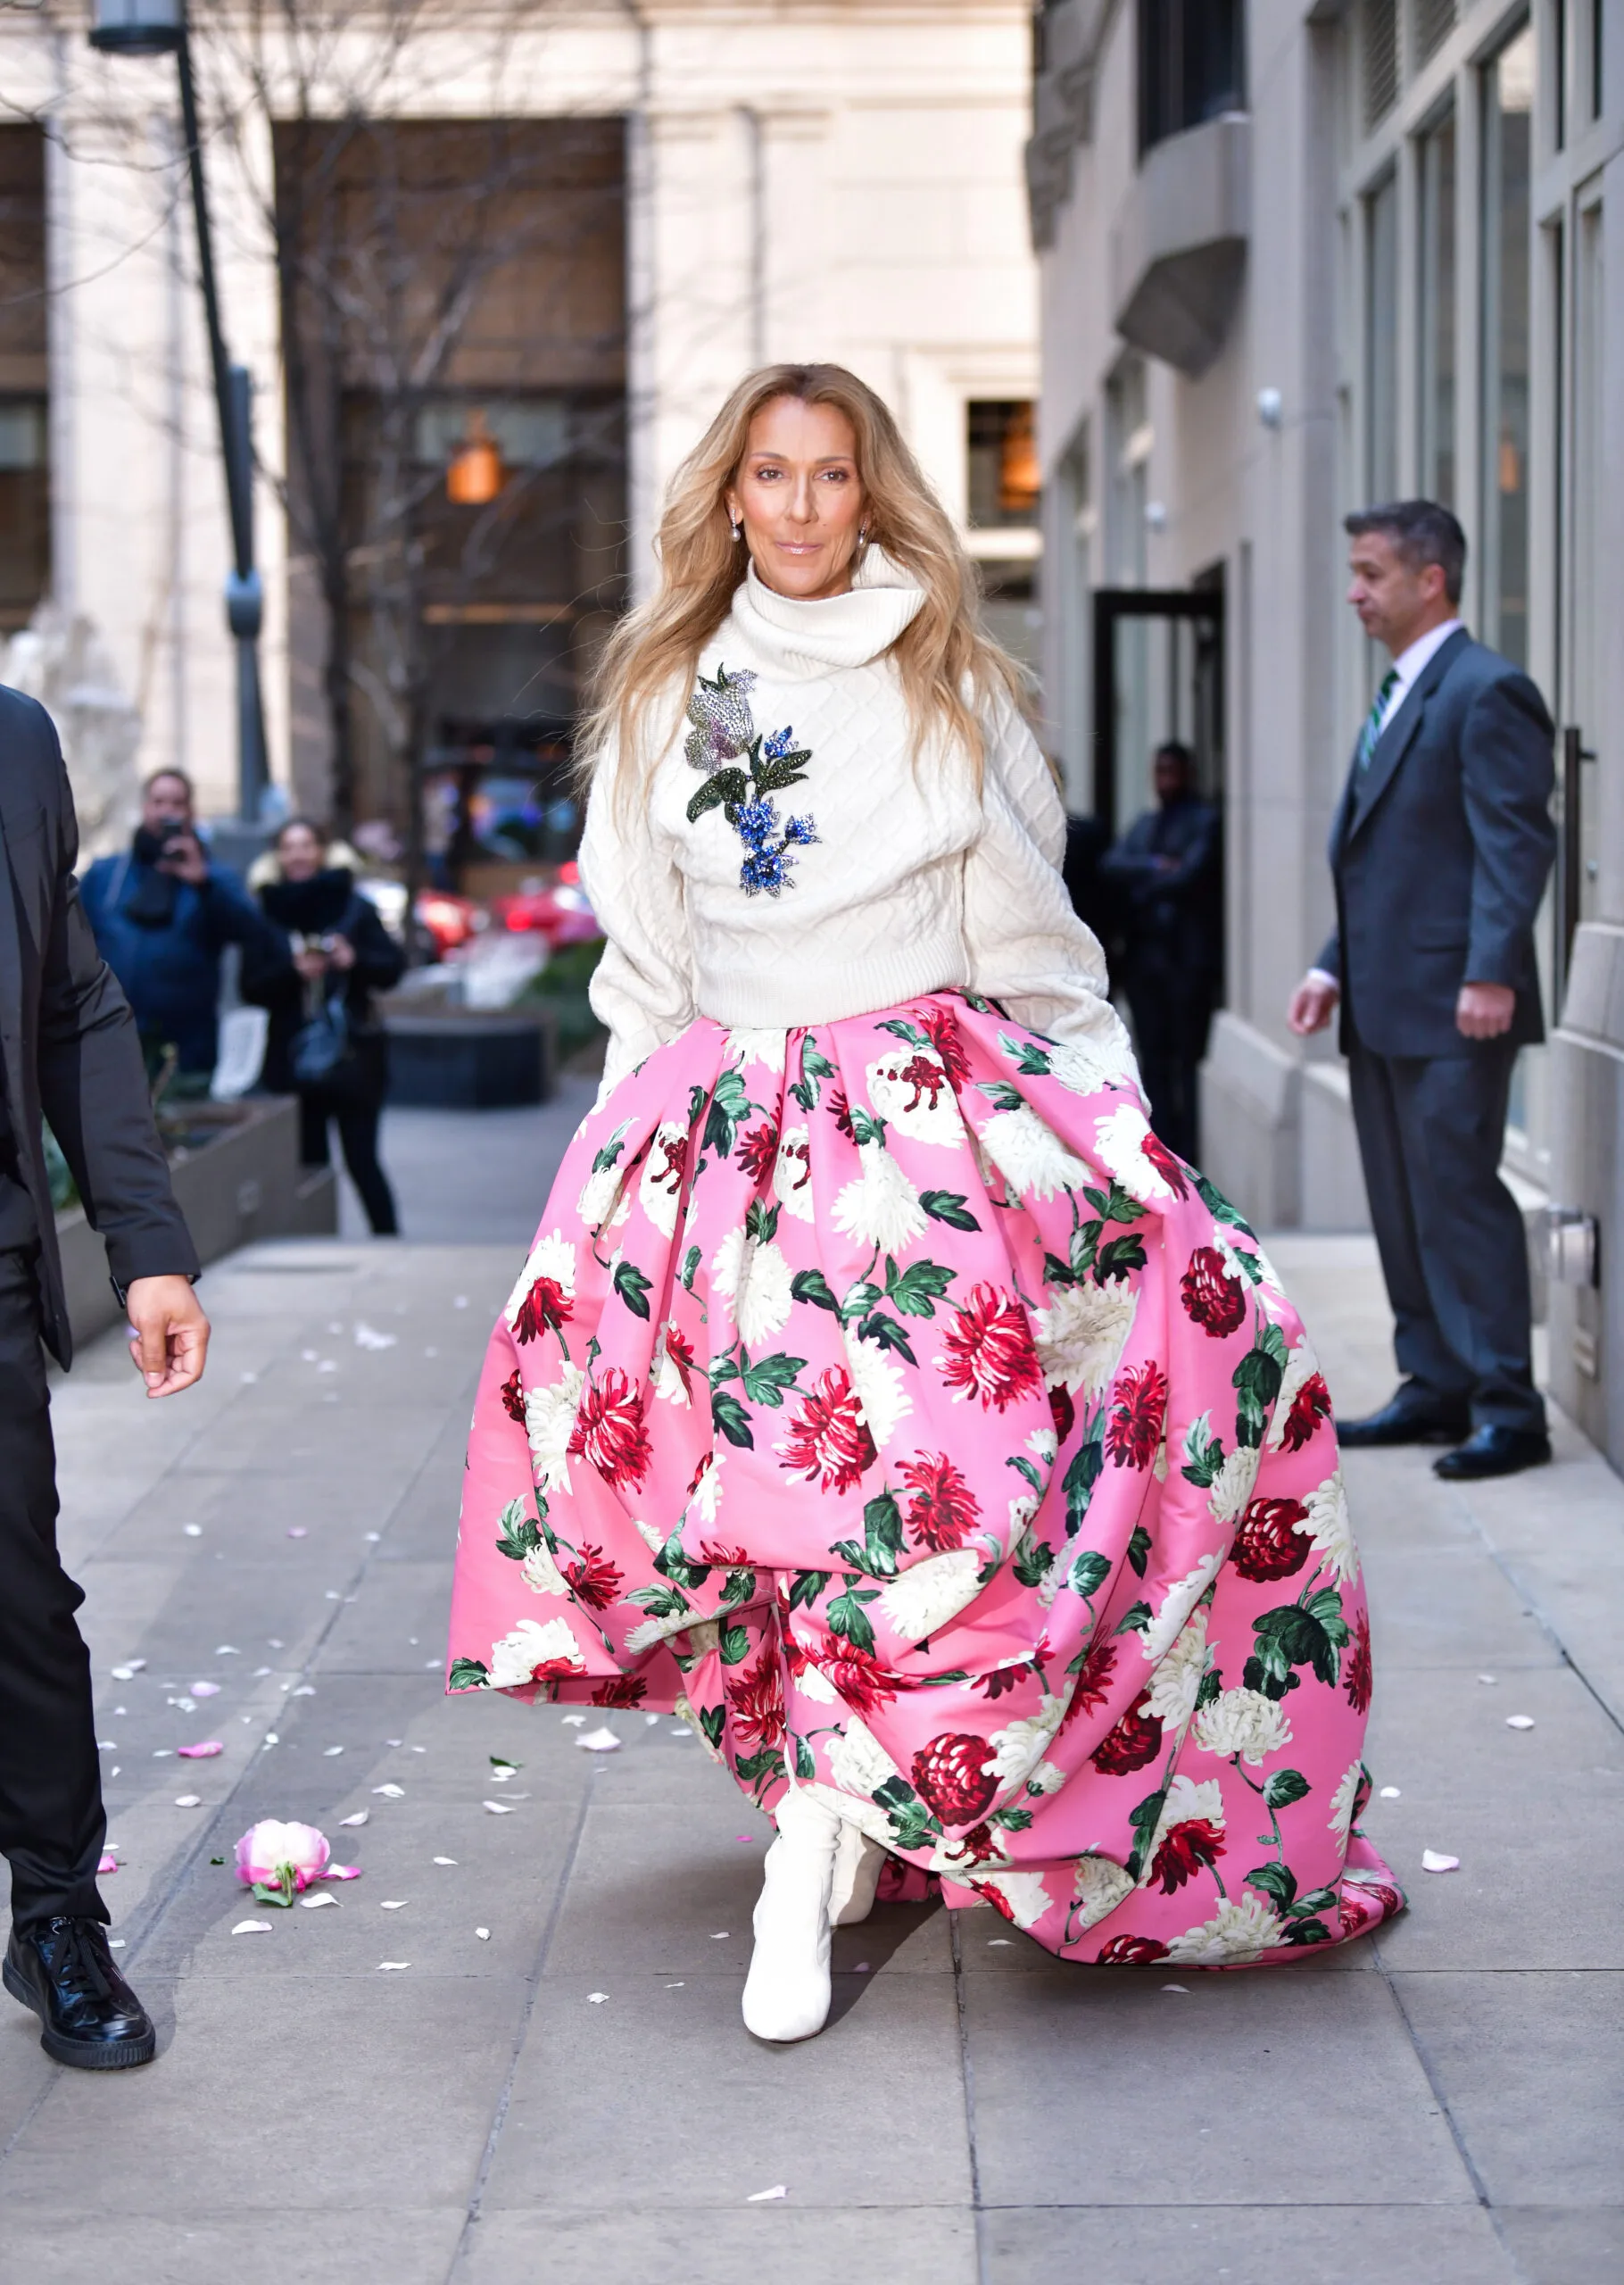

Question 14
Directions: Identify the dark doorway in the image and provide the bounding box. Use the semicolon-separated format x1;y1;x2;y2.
1090;581;1225;843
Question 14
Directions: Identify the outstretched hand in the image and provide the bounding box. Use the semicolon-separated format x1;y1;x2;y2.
1288;973;1339;1035
126;1275;211;1398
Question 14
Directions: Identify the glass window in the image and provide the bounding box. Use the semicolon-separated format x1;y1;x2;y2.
1364;170;1399;500
966;402;1040;528
1481;24;1535;668
1362;0;1400;130
1417;108;1457;505
1413;0;1456;67
1137;0;1245;158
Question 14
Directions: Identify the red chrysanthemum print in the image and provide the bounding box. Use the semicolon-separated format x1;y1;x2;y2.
1090;1703;1164;1775
512;1275;572;1346
661;1323;697;1400
735;1121;779;1182
644;1127;687;1202
1048;1383;1076;1445
913;1732;999;1825
1230;1496;1310;1583
893;1053;949;1113
1063;1633;1119;1725
591;1675;647;1708
1142;1129;1190;1198
1096;1933;1170;1965
725;1647;785;1752
562;1542;624;1611
816;1644;899;1716
937;1283;1044;1414
916;1001;972;1087
1106;1360;1168;1470
699;1540;751;1568
945;1820;1006;1868
1149;1815;1226;1895
778;1366;877;1492
499;1368;526;1425
1180;1246;1247;1337
1280;1370;1334;1451
898;1451;982;1551
978;1659;1039;1701
1343;1607;1372;1715
1338;1879;1403;1940
568;1367;652;1490
828;1085;856;1141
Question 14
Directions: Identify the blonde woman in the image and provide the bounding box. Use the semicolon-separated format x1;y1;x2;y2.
446;366;1401;2040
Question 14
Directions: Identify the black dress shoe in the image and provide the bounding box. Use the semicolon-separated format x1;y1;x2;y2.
1338;1389;1471;1448
1433;1425;1553;1482
4;1917;155;2070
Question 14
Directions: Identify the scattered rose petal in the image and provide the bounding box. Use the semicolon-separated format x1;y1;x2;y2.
484;1800;516;1815
587;1991;608;2004
301;1892;338;1909
353;1322;397;1350
377;1961;410;1971
301;1349;318;1362
1380;1786;1401;1799
97;1740;117;1749
269;1640;284;1649
324;1747;344;1757
453;1295;468;1309
261;1733;279;1748
110;1663;145;1680
233;1919;273;1935
373;1784;405;1799
183;1525;203;1538
287;1527;308;1539
217;1646;239;1656
710;1932;729;1940
735;1834;756;1844
666;1982;684;1988
321;1865;361;1882
364;1532;381;1543
108;1939;125;1948
487;1768;514;1784
178;1741;223;1759
1421;1849;1460;1874
669;1726;690;1737
317;1361;337;1375
476;1928;490;1940
746;2186;787;2204
854;1961;871;1972
1161;1982;1189;1992
1478;1674;1496;1685
1505;1716;1536;1731
97;1852;118;1874
644;1713;659;1726
153;1749;173;1758
169;1695;197;1712
433;1857;458;1865
174;1795;203;1807
576;1727;622;1753
338;1812;369;1828
559;1715;586;1727
380;1900;407;1910
191;1682;221;1699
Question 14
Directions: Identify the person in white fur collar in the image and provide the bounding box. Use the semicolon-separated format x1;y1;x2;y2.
445;366;1402;2046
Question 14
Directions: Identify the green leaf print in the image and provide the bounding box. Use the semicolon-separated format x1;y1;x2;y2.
791;1732;816;1781
741;1350;805;1407
790;1268;841;1314
698;1704;726;1752
612;1261;652;1320
703;1068;752;1159
856;1311;917;1364
1181;1410;1226;1488
920;1191;982;1232
1233;1322;1289;1448
685;766;751;824
786;1569;832;1611
1094;1233;1148;1284
1126;1523;1153;1578
1194;1666;1223;1711
590;1121;634;1176
1243;1861;1297;1908
830;1491;906;1581
1247;1595;1347;1696
976;1080;1024;1112
826;1579;882;1652
680;1243;701;1292
1013;1535;1056;1589
884;1257;956;1317
1063;1430;1105;1531
627;1582;691;1621
1113;1600;1152;1637
1125;1787;1168;1883
849;1106;887;1148
1007;1452;1046;1495
1042;1249;1078;1289
997;1031;1054;1076
711;1389;755;1449
719;1566;758;1608
733;1747;788;1791
1279;1916;1333;1946
877;1018;932;1050
1066;1548;1112;1600
872;1774;941;1852
653;1531;712;1592
743;1196;780;1242
447;1658;490;1692
1195;1169;1256;1238
493;1499;543;1562
997;1805;1036;1828
1082;1182;1146;1226
718;1623;751;1666
840;1278;882;1324
1262;1767;1312;1811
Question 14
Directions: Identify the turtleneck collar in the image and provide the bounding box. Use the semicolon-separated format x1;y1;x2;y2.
726;549;926;677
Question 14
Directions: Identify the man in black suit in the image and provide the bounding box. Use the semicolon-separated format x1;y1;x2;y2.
1100;741;1222;1162
0;686;209;2069
1289;501;1555;1481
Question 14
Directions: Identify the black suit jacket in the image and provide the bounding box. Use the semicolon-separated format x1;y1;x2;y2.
1317;630;1555;1059
0;685;199;1364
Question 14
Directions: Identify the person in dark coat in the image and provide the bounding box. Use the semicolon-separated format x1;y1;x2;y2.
81;768;269;1076
1289;500;1555;1482
1098;741;1222;1162
0;685;209;2073
242;819;405;1235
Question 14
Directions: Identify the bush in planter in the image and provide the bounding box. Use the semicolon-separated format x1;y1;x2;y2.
519;937;607;1060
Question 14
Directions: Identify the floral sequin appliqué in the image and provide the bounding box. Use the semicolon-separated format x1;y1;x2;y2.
684;664;817;896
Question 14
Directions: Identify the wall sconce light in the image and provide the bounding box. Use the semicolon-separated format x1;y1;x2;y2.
1257;387;1284;428
447;409;504;506
1145;500;1167;531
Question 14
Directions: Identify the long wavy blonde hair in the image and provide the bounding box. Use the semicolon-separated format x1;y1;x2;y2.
582;362;1024;806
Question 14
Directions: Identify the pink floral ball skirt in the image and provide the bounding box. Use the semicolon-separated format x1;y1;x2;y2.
446;992;1403;1965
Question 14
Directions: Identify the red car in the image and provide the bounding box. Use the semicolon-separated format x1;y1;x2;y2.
493;863;601;947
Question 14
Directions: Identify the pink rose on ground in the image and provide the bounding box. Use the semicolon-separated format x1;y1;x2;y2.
236;1819;331;1907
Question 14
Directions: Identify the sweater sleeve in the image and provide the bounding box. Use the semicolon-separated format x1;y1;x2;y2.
962;703;1139;1073
578;757;697;1099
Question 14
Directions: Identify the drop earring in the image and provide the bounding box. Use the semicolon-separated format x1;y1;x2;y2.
730;514;742;542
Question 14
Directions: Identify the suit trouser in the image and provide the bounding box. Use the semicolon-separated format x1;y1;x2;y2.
0;1246;108;1929
1123;962;1214;1166
1346;1036;1545;1435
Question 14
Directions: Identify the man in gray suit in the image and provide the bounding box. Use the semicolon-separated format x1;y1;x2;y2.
1289;501;1555;1481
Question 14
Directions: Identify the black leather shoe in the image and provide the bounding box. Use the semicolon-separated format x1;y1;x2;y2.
1433;1425;1553;1482
4;1917;155;2070
1338;1388;1471;1448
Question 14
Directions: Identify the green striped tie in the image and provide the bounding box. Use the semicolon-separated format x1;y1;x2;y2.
1355;669;1400;771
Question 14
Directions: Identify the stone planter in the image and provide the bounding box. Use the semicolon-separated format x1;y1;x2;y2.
384;1003;559;1108
56;1095;336;1349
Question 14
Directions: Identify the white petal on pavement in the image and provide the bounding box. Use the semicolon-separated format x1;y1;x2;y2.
575;1727;622;1753
1161;1983;1189;1993
173;1795;202;1807
746;2186;788;2204
1421;1849;1460;1874
377;1961;411;1972
559;1715;586;1727
433;1857;458;1865
301;1893;338;1910
587;1991;608;2004
484;1800;517;1815
476;1928;490;1940
233;1920;273;1936
1379;1786;1401;1799
373;1784;405;1798
338;1812;369;1827
379;1900;408;1910
1505;1716;1536;1731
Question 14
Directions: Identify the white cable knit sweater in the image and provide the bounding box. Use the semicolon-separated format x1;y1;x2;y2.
581;553;1134;1094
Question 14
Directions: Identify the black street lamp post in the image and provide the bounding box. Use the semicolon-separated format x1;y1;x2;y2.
90;0;269;823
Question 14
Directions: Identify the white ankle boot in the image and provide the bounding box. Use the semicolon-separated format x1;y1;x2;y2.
829;1820;888;1926
741;1786;841;2041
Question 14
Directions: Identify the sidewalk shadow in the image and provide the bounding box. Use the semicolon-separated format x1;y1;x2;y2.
824;1899;943;2026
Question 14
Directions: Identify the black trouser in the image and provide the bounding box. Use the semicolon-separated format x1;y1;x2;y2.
1347;1035;1545;1435
300;1093;399;1235
1123;961;1214;1166
0;1249;107;1931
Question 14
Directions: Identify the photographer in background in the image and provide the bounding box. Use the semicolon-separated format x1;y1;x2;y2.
81;769;269;1079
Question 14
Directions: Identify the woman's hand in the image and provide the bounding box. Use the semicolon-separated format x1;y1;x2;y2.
327;933;357;972
293;946;329;984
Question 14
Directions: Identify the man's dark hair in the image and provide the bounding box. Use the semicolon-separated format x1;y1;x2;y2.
274;814;329;848
1344;500;1467;604
1154;740;1196;776
142;767;195;801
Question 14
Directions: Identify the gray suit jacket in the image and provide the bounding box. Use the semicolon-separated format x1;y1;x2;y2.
0;684;199;1364
1316;629;1555;1059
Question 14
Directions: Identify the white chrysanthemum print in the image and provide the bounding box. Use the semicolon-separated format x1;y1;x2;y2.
725;1026;787;1072
487;1616;585;1688
1142;1605;1209;1727
842;1328;912;1454
831;1142;929;1254
878;1547;983;1642
624;1605;700;1657
1072;1853;1136;1929
988;1694;1065;1786
1148;1773;1226;1862
866;1051;962;1147
826;1716;904;1799
502;1227;576;1329
1140;1549;1224;1662
650;1327;692;1409
1165;1891;1287;1965
710;1228;794;1348
773;1123;815;1222
1028;1425;1058;1465
633;1518;665;1553
686;1448;725;1526
1047;1023;1139;1097
524;1363;585;1495
637;1122;690;1239
520;1540;569;1598
1328;1758;1363;1846
1091;1103;1177;1201
977;1871;1052;1931
794;1659;839;1705
1296;1468;1360;1586
1268;1335;1323;1449
576;1119;634;1228
1208;1442;1262;1526
1025;1759;1066;1796
1194;1685;1294;1766
980;1104;1091;1200
1034;1279;1138;1399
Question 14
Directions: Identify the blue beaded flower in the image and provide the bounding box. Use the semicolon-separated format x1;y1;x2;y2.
684;666;819;897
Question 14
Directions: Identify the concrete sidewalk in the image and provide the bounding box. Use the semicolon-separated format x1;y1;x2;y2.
0;1223;1618;2284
